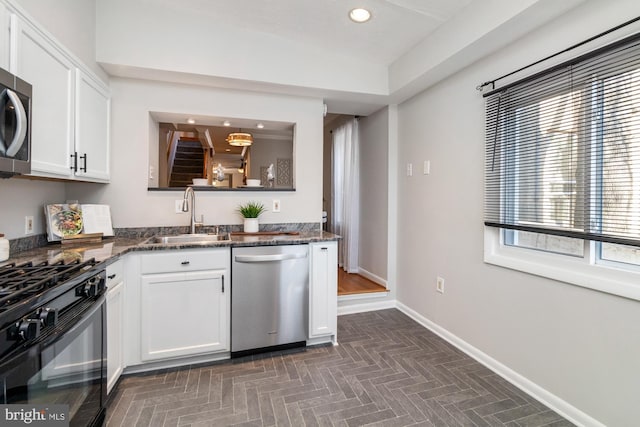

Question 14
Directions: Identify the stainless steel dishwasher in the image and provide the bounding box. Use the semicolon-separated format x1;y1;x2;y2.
231;245;309;357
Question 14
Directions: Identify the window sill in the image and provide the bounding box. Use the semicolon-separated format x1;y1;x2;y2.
484;227;640;302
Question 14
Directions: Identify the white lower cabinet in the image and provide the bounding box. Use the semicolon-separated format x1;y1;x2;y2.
139;249;230;362
309;241;338;340
106;260;124;394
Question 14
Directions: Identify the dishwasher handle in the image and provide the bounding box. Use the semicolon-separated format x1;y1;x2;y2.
234;252;307;263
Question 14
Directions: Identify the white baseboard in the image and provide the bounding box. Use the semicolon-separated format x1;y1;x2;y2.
337;299;396;315
395;302;603;427
357;267;387;287
339;291;388;302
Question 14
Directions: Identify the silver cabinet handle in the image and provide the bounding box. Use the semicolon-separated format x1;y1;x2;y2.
222;274;225;293
234;252;307;263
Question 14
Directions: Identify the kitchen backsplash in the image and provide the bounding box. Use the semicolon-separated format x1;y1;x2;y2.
114;222;321;239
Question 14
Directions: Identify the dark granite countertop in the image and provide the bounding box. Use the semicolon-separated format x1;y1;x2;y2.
1;231;340;268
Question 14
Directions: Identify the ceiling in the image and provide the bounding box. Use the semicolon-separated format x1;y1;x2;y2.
99;0;587;116
144;0;473;66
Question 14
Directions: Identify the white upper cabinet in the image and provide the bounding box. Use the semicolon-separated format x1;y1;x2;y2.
7;8;110;182
75;69;110;181
10;15;75;178
0;3;9;70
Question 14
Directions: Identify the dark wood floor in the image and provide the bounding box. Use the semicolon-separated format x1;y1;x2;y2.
338;269;388;296
106;309;573;427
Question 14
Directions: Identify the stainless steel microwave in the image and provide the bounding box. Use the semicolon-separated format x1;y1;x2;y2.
0;67;31;177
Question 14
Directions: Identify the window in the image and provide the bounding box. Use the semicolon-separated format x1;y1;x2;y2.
484;34;640;301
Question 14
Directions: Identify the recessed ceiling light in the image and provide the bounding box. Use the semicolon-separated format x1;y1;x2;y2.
349;8;371;23
187;118;195;124
223;120;231;127
256;123;265;129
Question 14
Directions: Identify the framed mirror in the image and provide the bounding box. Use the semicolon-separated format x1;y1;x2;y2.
149;114;295;190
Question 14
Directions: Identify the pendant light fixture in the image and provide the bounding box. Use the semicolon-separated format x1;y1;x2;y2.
226;128;253;147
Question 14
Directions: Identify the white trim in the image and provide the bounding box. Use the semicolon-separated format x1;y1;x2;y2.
337;299;396;315
484;227;640;301
357;267;387;287
396;302;605;427
387;104;398;298
338;291;389;301
123;351;229;375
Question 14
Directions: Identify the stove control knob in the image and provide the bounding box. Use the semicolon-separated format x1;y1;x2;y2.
85;281;97;297
39;308;58;327
77;277;98;297
18;319;40;341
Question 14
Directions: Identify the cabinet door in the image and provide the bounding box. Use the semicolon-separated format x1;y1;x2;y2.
0;4;9;70
106;280;124;393
309;242;338;339
140;269;228;361
10;15;74;178
75;69;110;182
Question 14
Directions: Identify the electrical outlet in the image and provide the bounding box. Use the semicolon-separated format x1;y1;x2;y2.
406;163;413;176
436;276;445;294
175;200;185;214
25;216;34;234
273;199;281;212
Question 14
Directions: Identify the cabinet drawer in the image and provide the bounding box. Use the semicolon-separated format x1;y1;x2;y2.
141;249;229;274
106;259;124;287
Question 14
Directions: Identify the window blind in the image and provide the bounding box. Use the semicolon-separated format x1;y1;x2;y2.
485;32;640;247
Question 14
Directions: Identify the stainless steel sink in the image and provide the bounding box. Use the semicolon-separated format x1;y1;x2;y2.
146;234;230;244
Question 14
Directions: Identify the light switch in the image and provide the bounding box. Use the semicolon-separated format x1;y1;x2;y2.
423;160;430;175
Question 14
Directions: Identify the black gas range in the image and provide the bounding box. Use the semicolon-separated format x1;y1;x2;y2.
0;258;107;427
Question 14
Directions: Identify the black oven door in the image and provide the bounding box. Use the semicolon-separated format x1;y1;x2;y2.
0;294;106;427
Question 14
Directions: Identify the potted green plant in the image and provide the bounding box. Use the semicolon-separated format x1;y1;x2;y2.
237;201;266;232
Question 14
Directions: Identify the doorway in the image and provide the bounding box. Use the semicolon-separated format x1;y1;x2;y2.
323;112;389;296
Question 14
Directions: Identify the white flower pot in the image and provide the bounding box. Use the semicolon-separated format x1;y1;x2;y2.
243;218;259;233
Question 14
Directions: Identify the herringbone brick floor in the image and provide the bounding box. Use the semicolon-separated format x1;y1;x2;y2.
106;309;574;426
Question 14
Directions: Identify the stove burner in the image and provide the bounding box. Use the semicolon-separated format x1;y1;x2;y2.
0;258;98;313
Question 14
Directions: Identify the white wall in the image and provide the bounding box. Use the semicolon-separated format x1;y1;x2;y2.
15;0;107;80
358;109;389;281
0;178;66;239
67;78;323;228
395;0;640;425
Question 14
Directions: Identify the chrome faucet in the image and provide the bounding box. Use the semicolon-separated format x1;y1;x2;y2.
182;186;203;234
